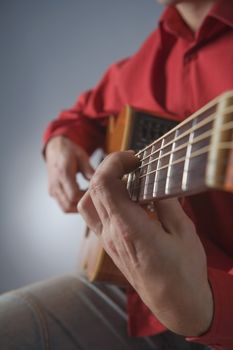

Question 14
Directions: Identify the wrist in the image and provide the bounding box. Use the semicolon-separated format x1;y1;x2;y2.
177;281;214;336
152;280;214;337
193;280;214;337
44;135;65;159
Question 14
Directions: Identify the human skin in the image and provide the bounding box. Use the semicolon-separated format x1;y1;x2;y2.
78;151;214;336
45;136;94;212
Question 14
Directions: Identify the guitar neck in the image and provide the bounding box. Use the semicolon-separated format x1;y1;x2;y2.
126;91;233;202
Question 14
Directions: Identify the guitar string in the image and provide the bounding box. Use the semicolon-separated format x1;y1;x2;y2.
137;116;233;167
135;102;233;159
137;112;216;161
135;152;230;191
127;95;233;196
129;150;231;197
140;141;233;178
137;120;233;172
127;141;233;186
134;158;230;197
136;106;215;157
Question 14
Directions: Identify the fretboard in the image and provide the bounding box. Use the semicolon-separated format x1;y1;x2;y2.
126;91;233;202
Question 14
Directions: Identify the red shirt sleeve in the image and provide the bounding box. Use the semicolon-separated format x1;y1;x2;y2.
43;58;129;155
42;27;163;155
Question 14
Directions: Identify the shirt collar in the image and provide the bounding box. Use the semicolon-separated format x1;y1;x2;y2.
210;0;233;29
159;0;233;42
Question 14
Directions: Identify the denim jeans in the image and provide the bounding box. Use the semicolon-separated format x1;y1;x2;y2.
0;275;209;350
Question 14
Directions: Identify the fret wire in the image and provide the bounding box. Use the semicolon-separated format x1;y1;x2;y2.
165;130;177;194
138;120;233;170
153;138;165;197
141;149;149;199
139;128;212;169
125;113;233;196
182;118;195;191
144;146;154;199
137;112;215;159
140;146;210;178
134;141;233;180
126;172;133;197
137;112;216;155
137;110;215;160
138;117;233;165
132;155;230;193
136;104;233;160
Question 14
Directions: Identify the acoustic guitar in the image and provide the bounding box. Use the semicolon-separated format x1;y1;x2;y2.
79;90;233;285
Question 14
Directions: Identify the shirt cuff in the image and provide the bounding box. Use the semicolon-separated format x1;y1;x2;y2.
43;118;106;156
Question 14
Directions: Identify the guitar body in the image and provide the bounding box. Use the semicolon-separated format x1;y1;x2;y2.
79;106;178;284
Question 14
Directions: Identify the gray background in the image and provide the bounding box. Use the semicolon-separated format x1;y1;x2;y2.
0;0;162;293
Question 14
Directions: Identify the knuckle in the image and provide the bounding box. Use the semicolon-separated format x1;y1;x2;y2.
62;202;72;213
78;192;93;215
77;198;84;213
105;151;120;163
117;226;133;242
67;189;77;204
50;160;68;176
94;222;103;236
104;236;117;255
59;167;69;178
90;173;109;193
68;191;78;203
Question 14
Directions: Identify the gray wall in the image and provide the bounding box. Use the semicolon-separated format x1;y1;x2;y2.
0;0;162;293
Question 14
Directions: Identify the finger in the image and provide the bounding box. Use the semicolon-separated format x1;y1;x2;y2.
79;191;121;261
78;152;95;180
89;151;140;219
89;184;110;224
78;190;102;235
155;198;193;234
61;174;85;205
96;151;139;181
53;183;75;212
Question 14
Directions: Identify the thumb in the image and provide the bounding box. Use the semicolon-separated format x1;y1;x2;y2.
155;198;189;234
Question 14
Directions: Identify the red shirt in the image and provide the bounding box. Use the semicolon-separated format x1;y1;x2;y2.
44;1;233;349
